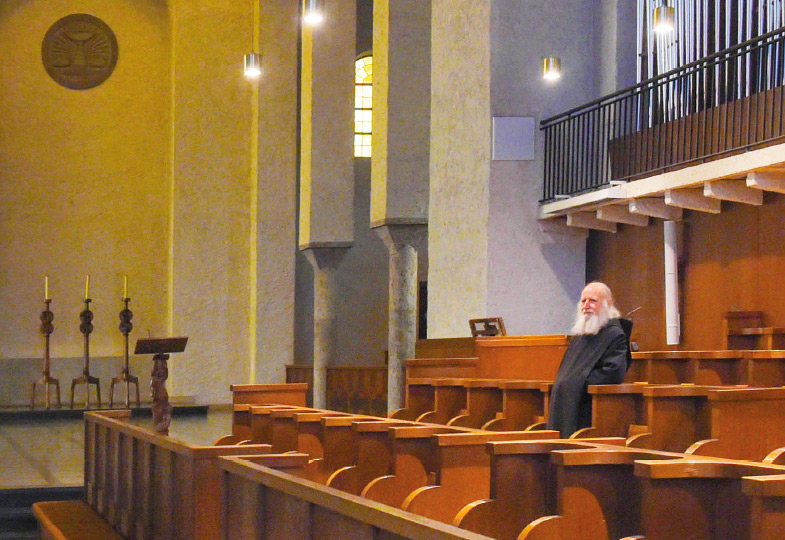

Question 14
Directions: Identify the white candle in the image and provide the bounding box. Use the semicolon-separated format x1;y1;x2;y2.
124;275;128;298
45;276;49;300
85;275;90;300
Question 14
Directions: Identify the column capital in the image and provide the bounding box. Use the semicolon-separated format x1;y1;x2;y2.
301;244;352;271
373;223;427;254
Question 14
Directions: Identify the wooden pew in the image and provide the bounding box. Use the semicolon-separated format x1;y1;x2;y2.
522;446;685;540
391;377;437;420
587;383;646;438
84;410;272;540
685;387;785;461
219;454;496;540
444;379;506;428
230;382;308;407
743;473;785;540
416;379;467;424
454;439;625;540
473;335;567;380
626;350;747;386
482;380;549;431
302;415;378;484
724;310;785;350
634;458;785;540
328;422;460;495
399;431;563;525
248;404;313;444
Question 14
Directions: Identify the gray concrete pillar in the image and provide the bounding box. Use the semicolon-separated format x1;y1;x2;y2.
375;224;427;412
303;247;349;409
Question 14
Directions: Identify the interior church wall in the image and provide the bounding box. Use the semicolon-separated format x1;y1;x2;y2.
0;1;170;404
588;193;785;350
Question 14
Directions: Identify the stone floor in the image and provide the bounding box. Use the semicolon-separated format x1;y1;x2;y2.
0;407;233;490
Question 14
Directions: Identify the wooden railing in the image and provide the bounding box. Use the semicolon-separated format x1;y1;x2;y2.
83;410;271;539
286;364;388;416
541;26;785;201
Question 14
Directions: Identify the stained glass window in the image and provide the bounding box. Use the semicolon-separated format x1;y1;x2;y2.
354;54;372;158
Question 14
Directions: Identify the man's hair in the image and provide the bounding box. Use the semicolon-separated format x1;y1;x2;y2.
571;281;621;335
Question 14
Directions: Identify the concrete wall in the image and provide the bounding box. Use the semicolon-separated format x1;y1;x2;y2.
0;1;170;397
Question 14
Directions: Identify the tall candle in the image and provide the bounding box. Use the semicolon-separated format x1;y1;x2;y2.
85;275;90;300
45;276;49;300
124;275;128;298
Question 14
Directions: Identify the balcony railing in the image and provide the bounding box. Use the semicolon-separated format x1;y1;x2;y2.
541;26;785;202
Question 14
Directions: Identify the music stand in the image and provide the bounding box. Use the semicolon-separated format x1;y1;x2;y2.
134;337;188;432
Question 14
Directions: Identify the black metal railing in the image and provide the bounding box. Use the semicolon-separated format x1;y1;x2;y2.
541;26;785;202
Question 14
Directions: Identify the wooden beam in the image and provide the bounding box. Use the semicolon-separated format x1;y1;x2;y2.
566;212;617;233
747;171;785;194
596;205;650;227
704;180;763;205
629;198;683;220
665;188;721;214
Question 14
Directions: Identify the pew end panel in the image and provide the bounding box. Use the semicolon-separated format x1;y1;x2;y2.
742;474;785;540
588;383;646;438
634;459;785;540
230;383;308;407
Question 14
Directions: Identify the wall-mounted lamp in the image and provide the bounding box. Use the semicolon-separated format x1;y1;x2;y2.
653;4;675;33
303;0;324;26
543;57;561;80
244;52;262;78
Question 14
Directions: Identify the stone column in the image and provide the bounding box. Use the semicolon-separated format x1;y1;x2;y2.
299;0;356;407
303;247;349;409
375;225;427;412
372;0;431;412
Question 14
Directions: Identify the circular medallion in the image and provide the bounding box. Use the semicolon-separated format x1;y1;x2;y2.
41;14;118;90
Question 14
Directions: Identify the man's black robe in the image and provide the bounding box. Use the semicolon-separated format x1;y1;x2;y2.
547;318;629;438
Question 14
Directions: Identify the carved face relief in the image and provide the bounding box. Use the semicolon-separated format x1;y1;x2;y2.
41;14;118;90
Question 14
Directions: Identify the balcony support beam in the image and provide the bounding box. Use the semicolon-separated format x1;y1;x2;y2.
629;198;683;220
704;180;763;205
747;171;785;194
597;205;649;227
566;212;617;233
665;188;721;214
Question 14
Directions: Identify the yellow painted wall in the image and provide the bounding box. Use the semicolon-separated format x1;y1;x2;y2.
0;0;170;359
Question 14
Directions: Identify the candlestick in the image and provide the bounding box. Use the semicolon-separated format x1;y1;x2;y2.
85;275;90;300
44;276;49;301
123;275;128;298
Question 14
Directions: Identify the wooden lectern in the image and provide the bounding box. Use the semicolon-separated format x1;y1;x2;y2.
134;337;188;433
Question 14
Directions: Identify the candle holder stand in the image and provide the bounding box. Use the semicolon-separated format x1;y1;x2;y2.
110;297;140;408
31;299;60;409
71;298;101;408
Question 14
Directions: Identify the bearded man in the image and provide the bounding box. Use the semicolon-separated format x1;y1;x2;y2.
547;281;630;438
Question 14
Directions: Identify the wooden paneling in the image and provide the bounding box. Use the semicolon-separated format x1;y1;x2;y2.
589;192;785;350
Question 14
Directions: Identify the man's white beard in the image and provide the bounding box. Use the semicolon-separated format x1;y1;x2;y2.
571;302;620;336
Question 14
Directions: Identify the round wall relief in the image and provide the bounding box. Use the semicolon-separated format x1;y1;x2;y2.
41;14;118;90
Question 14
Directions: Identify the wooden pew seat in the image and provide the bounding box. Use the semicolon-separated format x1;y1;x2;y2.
33;500;123;540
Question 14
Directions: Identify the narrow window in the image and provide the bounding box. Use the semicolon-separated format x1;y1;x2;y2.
354;54;372;158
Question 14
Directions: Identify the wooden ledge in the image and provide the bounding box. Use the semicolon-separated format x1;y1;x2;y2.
743;474;785;497
236;453;310;468
634;459;785;479
641;385;726;397
588;383;647;394
707;387;785;401
497;380;550;389
321;416;375;427
231;383;308;393
732;327;785;336
407;377;438;385
551;448;681;466
632;350;745;360
352;421;411;433
433;431;559;446
487;440;606;455
293;412;349;422
404;358;478;367
250;405;302;415
475;335;568;348
389;426;468;439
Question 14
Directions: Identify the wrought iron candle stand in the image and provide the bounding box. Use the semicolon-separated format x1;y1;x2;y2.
70;298;101;408
110;297;140;408
31;299;61;409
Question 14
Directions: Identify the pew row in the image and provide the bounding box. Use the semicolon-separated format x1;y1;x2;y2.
588;384;785;461
84;409;272;539
219;454;497;540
